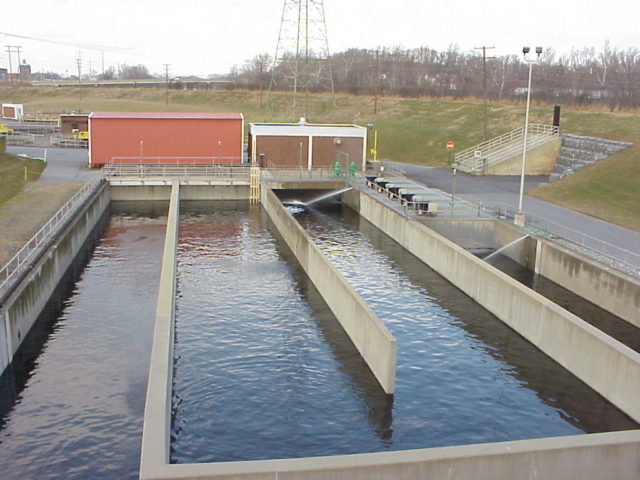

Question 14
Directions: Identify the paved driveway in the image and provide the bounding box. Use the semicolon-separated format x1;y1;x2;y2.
7;146;100;182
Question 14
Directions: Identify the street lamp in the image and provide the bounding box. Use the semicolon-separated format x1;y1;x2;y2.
514;46;542;227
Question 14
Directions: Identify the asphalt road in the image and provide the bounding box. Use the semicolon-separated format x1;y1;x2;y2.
7;146;99;182
386;161;640;270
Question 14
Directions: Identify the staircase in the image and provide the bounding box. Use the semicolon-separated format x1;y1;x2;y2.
455;124;559;175
550;134;632;181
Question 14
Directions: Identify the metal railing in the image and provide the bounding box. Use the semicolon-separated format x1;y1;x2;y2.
0;180;105;297
108;156;242;166
467;200;640;272
103;163;252;179
455;124;559;174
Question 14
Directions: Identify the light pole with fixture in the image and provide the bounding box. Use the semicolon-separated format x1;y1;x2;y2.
514;46;542;227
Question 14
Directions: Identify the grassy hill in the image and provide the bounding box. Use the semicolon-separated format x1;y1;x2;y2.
1;85;638;230
0;152;47;205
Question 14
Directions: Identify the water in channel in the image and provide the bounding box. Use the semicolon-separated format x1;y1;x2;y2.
0;202;167;480
485;254;640;353
171;201;637;465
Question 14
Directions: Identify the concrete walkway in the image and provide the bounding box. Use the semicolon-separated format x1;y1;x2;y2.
385;161;640;271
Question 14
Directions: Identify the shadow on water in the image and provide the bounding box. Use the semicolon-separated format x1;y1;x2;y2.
485;254;640;353
0;207;109;429
266;211;395;442
302;203;637;434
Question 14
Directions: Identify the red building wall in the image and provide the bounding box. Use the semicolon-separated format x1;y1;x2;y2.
89;112;244;167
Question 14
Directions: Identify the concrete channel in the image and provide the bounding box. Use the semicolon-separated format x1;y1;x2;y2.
1;175;638;479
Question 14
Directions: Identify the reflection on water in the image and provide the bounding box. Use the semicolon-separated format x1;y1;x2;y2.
0;202;167;480
295;203;637;442
172;202;393;463
171;201;637;465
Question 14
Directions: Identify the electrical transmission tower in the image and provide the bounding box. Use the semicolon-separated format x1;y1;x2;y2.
269;0;335;112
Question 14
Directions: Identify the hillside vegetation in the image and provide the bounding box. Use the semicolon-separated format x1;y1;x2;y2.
0;85;638;230
0;152;46;206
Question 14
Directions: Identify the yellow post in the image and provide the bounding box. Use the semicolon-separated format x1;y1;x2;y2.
24;166;28;181
372;130;378;162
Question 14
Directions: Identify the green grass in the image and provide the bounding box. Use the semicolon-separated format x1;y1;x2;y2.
1;85;638;230
0;153;47;205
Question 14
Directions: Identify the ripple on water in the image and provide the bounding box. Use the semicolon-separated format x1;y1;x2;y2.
170;202;637;465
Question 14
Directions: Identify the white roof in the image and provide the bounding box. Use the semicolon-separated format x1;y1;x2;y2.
250;122;366;138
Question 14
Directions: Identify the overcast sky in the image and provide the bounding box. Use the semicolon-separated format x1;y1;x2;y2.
2;0;638;77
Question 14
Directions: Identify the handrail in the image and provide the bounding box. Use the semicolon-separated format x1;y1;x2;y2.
103;163;252;179
455;124;559;173
0;179;105;296
108;156;243;165
468;200;640;274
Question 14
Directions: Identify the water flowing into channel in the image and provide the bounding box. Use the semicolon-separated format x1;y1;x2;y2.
483;234;529;262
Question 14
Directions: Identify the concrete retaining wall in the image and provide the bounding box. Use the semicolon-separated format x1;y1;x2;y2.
487;137;561;175
0;182;110;375
110;184;250;201
344;190;640;422
536;239;640;328
261;186;397;394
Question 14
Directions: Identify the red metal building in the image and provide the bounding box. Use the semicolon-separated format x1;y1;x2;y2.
88;112;244;167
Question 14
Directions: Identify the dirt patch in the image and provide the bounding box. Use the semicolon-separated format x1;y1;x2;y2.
0;182;82;266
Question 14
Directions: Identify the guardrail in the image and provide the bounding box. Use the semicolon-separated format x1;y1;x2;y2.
468;200;640;273
455;124;559;174
103;163;252;179
261;167;358;180
108;156;242;166
0;179;105;297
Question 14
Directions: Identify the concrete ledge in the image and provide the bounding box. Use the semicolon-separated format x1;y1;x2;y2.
141;430;640;480
140;182;180;474
261;186;397;394
346;189;640;422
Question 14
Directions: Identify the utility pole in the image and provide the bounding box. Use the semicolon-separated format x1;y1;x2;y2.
258;60;264;108
163;64;171;106
15;46;23;83
374;49;380;114
76;53;82;101
6;47;14;86
6;46;23;85
474;46;495;142
101;50;105;77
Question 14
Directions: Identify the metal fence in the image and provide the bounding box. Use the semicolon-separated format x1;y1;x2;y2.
0;180;105;297
471;200;640;272
103;163;252;179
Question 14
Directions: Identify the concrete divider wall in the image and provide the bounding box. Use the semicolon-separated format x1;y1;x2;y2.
0;182;110;375
261;186;397;394
345;190;640;422
110;184;250;202
140;182;180;477
536;239;640;328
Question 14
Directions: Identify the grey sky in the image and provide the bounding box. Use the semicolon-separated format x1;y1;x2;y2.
2;0;638;77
